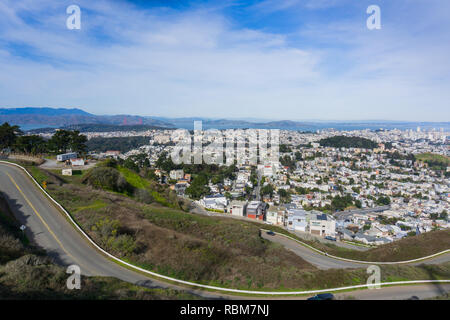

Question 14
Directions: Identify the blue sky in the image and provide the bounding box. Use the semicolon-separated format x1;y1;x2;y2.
0;0;449;121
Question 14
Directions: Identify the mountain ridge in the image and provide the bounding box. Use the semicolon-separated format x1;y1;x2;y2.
1;107;449;131
0;107;172;127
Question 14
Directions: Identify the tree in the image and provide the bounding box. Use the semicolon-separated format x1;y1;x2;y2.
134;188;154;204
279;155;295;168
0;122;21;149
331;194;353;211
48;130;72;153
123;157;139;172
14;135;47;154
156;152;178;172
261;184;274;197
47;129;87;154
146;169;158;181
69;130;88;153
376;196;391;206
185;173;210;199
318;136;378;149
278;189;288;197
279;144;292;153
83;167;133;195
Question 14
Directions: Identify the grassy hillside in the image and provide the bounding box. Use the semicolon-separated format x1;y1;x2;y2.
0;192;198;300
80;163;190;210
22;165;450;291
415;153;450;173
415;153;450;164
46;178;315;290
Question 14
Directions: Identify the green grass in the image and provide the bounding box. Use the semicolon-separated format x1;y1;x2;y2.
74;200;107;213
117;166;150;189
27;166;49;185
111;166;177;208
415;153;450;164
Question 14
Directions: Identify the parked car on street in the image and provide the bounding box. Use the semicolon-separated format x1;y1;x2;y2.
307;293;335;300
266;231;275;236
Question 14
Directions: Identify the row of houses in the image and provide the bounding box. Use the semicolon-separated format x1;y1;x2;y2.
200;195;268;221
199;194;337;237
285;209;336;237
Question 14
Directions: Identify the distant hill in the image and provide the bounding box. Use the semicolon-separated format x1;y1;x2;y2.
0;107;173;128
28;123;174;134
154;117;450;131
2;108;449;131
0;107;90;116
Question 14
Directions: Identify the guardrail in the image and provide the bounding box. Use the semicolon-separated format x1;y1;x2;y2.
261;229;450;265
1;160;449;296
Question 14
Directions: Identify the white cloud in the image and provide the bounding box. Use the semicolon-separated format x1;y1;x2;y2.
0;0;448;121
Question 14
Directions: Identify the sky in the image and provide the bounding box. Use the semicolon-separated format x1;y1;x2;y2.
0;0;449;121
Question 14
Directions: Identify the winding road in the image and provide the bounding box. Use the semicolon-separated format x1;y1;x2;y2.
261;233;450;269
0;162;227;299
0;161;449;300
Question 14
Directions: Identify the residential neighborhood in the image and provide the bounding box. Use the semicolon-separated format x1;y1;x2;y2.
64;126;449;248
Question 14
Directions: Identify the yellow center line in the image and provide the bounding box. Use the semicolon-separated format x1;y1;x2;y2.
5;171;97;276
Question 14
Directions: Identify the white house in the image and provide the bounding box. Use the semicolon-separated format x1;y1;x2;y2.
169;169;184;180
200;194;228;210
286;209;308;232
266;207;285;226
229;201;247;217
308;213;336;237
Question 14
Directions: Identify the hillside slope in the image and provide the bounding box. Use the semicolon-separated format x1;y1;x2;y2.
23;164;450;291
0;192;197;300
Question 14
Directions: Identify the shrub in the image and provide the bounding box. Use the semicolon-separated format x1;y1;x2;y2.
112;234;138;257
83;167;134;194
134;189;154;204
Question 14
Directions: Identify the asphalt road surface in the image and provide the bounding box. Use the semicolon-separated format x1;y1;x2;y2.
334;284;450;300
0;162;229;299
261;232;450;269
1;162;448;300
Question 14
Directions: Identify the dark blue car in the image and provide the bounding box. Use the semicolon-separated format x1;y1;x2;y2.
307;293;335;300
